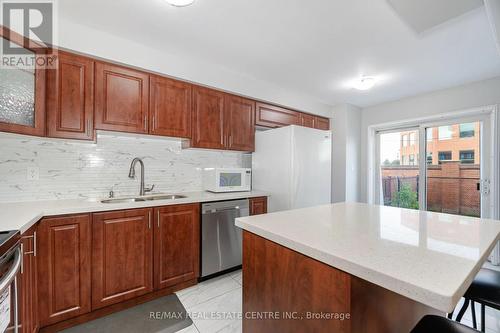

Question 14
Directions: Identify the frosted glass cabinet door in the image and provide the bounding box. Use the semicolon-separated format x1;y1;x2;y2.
0;33;46;136
0;67;35;126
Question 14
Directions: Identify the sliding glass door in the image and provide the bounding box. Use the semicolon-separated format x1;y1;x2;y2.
376;115;493;218
425;122;482;217
377;128;420;210
423;117;492;218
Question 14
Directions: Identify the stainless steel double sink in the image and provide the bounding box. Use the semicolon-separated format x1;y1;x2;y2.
100;194;187;204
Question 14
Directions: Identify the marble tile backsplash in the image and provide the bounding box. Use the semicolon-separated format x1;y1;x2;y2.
0;132;244;202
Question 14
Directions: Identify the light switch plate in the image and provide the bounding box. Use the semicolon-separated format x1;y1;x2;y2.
27;166;39;181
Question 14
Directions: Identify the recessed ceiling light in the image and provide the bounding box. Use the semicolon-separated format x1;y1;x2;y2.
352;77;377;91
165;0;195;7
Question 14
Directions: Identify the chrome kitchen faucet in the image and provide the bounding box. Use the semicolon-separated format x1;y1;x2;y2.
128;157;155;196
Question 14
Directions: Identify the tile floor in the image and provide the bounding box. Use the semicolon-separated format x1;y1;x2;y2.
175;270;243;333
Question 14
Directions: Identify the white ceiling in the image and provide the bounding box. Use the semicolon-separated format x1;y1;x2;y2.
59;0;500;108
387;0;484;33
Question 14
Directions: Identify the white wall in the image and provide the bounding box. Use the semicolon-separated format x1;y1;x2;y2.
331;104;361;203
331;105;347;203
360;76;500;202
345;106;362;202
57;19;333;118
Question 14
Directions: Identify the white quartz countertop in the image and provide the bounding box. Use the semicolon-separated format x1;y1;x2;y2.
0;190;268;233
235;202;500;313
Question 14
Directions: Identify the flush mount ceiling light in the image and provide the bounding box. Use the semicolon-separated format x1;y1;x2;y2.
165;0;195;7
352;77;377;91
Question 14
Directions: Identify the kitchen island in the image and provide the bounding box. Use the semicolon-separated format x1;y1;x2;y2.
235;202;500;333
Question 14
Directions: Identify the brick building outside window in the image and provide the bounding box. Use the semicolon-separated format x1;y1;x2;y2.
381;122;481;217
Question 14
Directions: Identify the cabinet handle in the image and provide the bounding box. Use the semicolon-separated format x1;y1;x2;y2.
20;243;24;274
33;231;37;257
148;211;151;229
21;232;36;257
157;211;160;228
152;116;156;131
144;115;148;131
86;119;89;135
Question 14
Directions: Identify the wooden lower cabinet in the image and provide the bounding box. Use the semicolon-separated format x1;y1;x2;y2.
92;208;153;309
154;204;200;290
20;224;38;333
37;214;92;326
34;203;204;329
250;197;268;216
243;231;351;333
243;231;438;333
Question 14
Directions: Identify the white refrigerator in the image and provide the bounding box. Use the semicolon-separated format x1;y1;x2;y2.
252;125;332;212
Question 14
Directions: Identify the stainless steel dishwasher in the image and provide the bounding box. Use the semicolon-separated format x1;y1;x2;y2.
201;199;249;278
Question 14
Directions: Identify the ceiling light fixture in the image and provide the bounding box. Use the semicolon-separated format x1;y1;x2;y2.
165;0;195;7
352;77;377;91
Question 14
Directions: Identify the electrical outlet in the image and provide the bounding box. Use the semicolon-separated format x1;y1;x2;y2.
27;166;39;181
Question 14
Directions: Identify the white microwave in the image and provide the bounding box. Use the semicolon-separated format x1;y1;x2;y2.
203;168;252;193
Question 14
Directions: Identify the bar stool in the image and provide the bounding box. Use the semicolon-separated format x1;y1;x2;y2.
411;315;479;333
453;268;500;332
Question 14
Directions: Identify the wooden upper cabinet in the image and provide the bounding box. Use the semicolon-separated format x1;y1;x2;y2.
255;102;300;128
92;208;153;309
225;95;255;152
46;51;94;140
154;204;200;290
191;88;255;151
37;214;91;326
95;62;149;134
300;113;315;128
255;100;329;131
192;86;225;149
314;116;330;130
0;27;46;137
149;76;192;138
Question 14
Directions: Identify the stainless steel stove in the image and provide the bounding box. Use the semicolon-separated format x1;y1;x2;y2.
0;230;21;333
